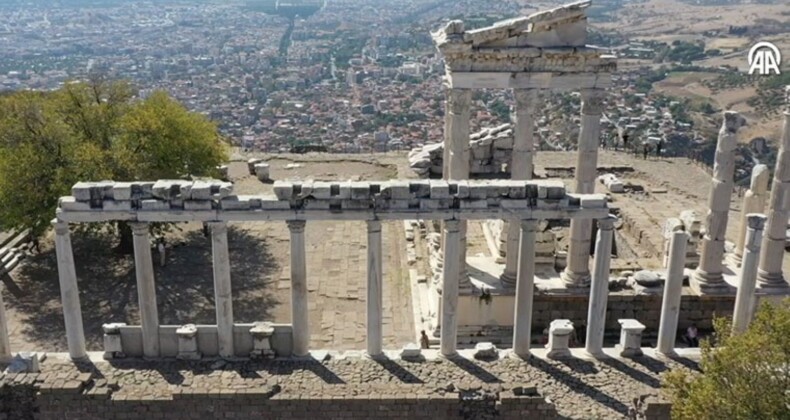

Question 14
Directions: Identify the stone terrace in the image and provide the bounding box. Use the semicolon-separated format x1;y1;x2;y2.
2;349;691;419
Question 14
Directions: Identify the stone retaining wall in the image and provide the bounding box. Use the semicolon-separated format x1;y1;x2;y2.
1;379;674;420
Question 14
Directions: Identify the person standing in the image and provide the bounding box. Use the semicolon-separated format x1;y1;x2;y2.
420;330;430;349
157;238;166;267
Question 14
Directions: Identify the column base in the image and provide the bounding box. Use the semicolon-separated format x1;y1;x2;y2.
726;252;743;268
560;269;591;289
755;270;790;294
690;269;732;295
500;271;517;288
458;267;474;293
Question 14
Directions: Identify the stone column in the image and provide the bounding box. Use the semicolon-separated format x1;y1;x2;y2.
502;89;539;287
444;87;472;291
210;222;234;358
562;89;606;288
757;88;790;293
366;220;383;357
52;220;87;361
692;111;743;295
131;222;160;359
584;216;615;357
733;214;767;334
656;230;690;356
0;282;10;361
512;220;537;358
288;220;309;357
732;165;769;265
440;219;461;357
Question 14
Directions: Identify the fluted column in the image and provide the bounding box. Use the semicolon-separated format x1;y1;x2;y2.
209;222;234;358
512;220;537;358
692;111;744;294
502;89;539;287
562;89;606;289
0;282;10;361
656;230;690;356
287;220;309;357
440;219;461;356
733;165;769;265
733;214;767;334
584;215;615;357
444;87;472;291
757;88;790;293
131;222;160;358
366;220;383;357
52;220;87;361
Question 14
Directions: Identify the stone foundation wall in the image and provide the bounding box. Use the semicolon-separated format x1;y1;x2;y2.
0;384;677;420
531;293;735;335
466;293;734;343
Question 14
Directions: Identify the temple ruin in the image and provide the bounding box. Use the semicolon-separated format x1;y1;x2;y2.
1;2;790;418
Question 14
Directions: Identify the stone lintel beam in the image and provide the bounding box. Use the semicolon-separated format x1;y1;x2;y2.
445;72;612;91
56;180;611;223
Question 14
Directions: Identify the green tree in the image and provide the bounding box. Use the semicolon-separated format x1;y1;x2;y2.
663;299;790;420
0;79;228;251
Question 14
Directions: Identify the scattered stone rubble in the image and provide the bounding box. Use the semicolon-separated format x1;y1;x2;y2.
663;211;702;268
408;124;514;178
597;173;624;193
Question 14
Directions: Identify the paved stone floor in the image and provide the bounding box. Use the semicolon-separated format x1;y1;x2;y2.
9;349;697;419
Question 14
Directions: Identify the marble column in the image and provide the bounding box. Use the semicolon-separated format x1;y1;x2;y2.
692;111;744;294
444;87;472;291
366;220;383;357
131;222;160;359
502;89;539;287
210;222;234;358
288;220;309;357
562;89;606;288
733;165;769;265
656;230;690;356
733;214;767;334
584;216;615;357
52;220;87;361
757;89;790;293
0;281;10;361
512;220;537;358
440;219;461;357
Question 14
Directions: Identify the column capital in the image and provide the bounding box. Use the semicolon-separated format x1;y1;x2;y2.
519;220;539;231
746;213;767;231
446;88;472;115
51;219;70;235
580;88;606;115
287;220;306;233
208;221;228;235
130;222;149;236
513;88;539;106
367;220;382;232
722;110;745;134
444;219;461;232
597;215;618;230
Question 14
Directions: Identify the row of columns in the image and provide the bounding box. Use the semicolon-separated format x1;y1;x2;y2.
692;104;790;295
441;85;607;291
51;210;775;361
756;100;790;293
53;216;389;361
54;219;237;360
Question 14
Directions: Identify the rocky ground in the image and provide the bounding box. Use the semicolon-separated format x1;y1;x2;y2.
9;349;697;419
